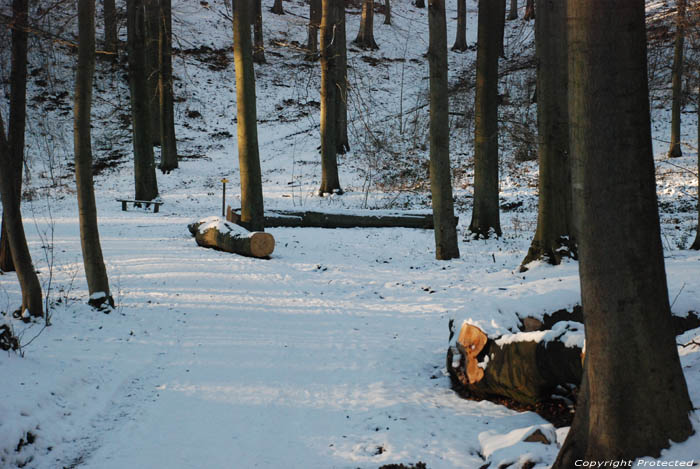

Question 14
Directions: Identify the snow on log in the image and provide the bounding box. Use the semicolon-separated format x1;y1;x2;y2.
226;205;455;229
188;216;275;258
447;321;584;405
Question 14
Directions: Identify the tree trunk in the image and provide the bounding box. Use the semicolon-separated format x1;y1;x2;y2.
158;0;178;173
507;0;517;20
233;0;265;231
523;0;534;20
554;0;693;465
104;0;118;56
354;0;378;50
75;0;113;309
253;0;266;63
692;73;700;250
271;0;285;14
470;0;501;238
0;116;42;318
451;0;468;52
128;0;159;201
521;0;574;268
497;0;506;57
319;0;342;196
145;0;161;146
668;0;686;158
336;2;349;155
415;0;425;8
428;0;459;260
0;0;29;274
188;218;274;258
384;0;391;24
306;0;321;59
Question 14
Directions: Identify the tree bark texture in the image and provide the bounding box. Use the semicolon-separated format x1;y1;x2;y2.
451;0;468;52
233;0;265;231
75;0;113;309
354;0;378;49
306;0;321;59
668;0;686;158
521;0;574;268
253;0;266;63
470;0;501;238
158;0;178;173
0;0;29;273
0;115;43;317
271;0;285;14
319;0;342;195
145;0;162;145
508;0;517;20
128;0;159;201
524;0;534;20
553;0;693;465
104;0;119;55
428;0;460;260
336;2;349;155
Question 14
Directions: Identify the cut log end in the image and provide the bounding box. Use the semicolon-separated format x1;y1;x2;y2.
457;323;488;384
249;232;275;258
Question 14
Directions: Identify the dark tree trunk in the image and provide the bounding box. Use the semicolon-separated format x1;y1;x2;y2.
524;0;534;20
0;0;29;274
415;0;425;8
271;0;285;14
104;0;119;56
451;0;468;52
470;0;501;238
0;116;43;318
306;0;321;59
158;0;178;173
553;0;693;465
253;0;266;63
428;0;459;260
668;0;686;158
384;0;391;24
145;0;161;146
521;0;574;268
693;74;700;250
128;0;159;201
507;0;517;20
75;0;113;309
354;0;378;49
233;0;265;231
319;0;342;196
336;2;349;155
497;0;506;57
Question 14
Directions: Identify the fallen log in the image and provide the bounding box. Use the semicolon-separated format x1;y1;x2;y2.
226;205;456;229
447;321;583;406
188;216;275;258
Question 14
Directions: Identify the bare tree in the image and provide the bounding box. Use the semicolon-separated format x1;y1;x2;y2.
384;0;391;25
306;0;321;59
451;0;468;52
158;0;178;173
271;0;285;15
104;0;119;56
691;72;700;250
253;0;266;63
145;0;162;145
354;0;378;49
336;2;349;154
668;0;686;158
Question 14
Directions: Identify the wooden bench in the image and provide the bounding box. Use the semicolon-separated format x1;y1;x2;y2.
117;199;164;213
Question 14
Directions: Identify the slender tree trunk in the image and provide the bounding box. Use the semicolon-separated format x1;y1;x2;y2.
158;0;178;173
523;0;534;20
75;0;113;309
233;0;265;231
470;0;501;238
145;0;161;146
319;0;342;195
253;0;266;63
0;116;42;318
553;0;693;465
306;0;321;59
384;0;391;25
354;0;378;49
507;0;517;20
497;0;506;57
0;0;29;274
521;0;574;268
104;0;119;56
415;0;425;8
451;0;468;52
128;0;159;201
668;0;686;158
336;2;349;155
428;0;460;260
271;0;285;15
691;73;700;250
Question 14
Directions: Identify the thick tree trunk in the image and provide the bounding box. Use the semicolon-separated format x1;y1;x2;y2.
668;0;686;158
451;0;468;52
188;218;274;258
0;0;29;274
354;0;378;50
521;0;574;268
0;116;42;318
75;0;113;309
253;0;266;63
145;0;161;146
306;0;321;59
158;0;178;173
128;0;159;201
319;0;342;196
336;3;349;155
507;0;517;20
233;0;265;231
523;0;534;20
271;0;285;14
554;0;693;465
384;0;391;24
470;0;501;238
428;0;459;260
104;0;119;56
497;0;506;57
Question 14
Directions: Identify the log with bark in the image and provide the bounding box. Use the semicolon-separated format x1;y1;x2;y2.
447;320;584;406
226;205;456;229
188;216;274;258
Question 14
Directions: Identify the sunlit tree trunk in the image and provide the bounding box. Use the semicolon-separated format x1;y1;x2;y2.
158;0;178;173
451;0;468;52
354;0;378;49
668;0;686;158
319;0;342;195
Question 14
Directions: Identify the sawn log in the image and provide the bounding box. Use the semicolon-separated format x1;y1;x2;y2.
188;217;275;258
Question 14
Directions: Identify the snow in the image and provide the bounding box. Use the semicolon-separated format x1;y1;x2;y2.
494;321;584;349
1;0;700;467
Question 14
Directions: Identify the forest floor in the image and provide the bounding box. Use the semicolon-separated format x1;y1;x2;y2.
2;0;700;467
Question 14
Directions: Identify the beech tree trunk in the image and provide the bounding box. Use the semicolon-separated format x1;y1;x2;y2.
104;0;118;56
428;0;459;260
507;0;517;20
354;0;378;50
336;2;349;155
668;0;686;158
554;0;693;464
145;0;161;145
470;0;501;238
233;0;265;231
128;0;159;201
523;0;534;20
271;0;285;14
253;0;266;63
158;0;178;173
451;0;468;52
319;0;342;196
521;0;574;268
306;0;321;59
75;0;113;309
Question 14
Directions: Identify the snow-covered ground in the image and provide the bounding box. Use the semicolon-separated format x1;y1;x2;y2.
2;0;700;467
